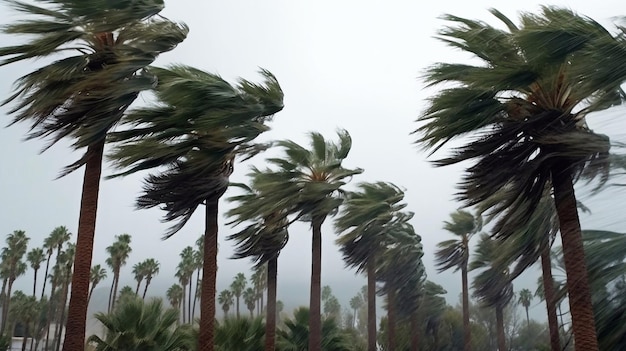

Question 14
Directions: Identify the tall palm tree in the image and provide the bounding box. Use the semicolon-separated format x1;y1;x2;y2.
470;234;514;351
27;248;46;297
108;65;284;351
218;290;234;318
0;230;30;334
433;210;481;351
255;130;362;350
105;234;132;312
349;295;363;329
231;273;247;319
55;243;76;351
334;182;408;351
8;290;39;351
141;258;160;300
226;174;290;351
415;8;626;350
175;265;190;324
132;261;146;296
191;236;203;321
41;226;70;300
518;289;533;328
0;2;188;348
88;264;107;305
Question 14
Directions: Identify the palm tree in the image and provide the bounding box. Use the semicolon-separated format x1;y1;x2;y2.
0;230;30;334
218;290;234;318
55;243;76;351
415;8;626;350
243;288;257;318
256;130;362;350
214;317;265;351
141;258;160;300
88;264;107;305
41;226;70;300
192;237;203;321
277;307;352;351
334;182;408;351
0;1;188;348
132;261;146;296
470;234;514;351
105;234;132;312
433;210;481;351
108;65;284;351
87;297;192;350
27;248;46;297
166;284;184;314
8;291;38;351
226;171;291;351
231;273;247;319
349;295;363;329
176;247;195;324
518;289;533;328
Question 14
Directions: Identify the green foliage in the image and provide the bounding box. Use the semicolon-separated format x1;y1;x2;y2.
214;317;265;351
277;307;353;351
87;297;192;351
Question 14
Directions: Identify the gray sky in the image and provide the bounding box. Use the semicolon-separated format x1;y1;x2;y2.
1;0;625;321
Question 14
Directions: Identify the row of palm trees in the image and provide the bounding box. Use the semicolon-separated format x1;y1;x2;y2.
1;3;625;351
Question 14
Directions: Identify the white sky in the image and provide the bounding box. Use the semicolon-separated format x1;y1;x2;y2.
1;0;625;321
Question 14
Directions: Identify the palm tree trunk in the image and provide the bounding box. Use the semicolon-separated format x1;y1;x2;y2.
45;279;58;351
525;306;530;328
495;305;506;351
387;288;397;351
107;278;115;313
111;269;120;311
181;284;187;323
87;284;95;306
33;268;39;297
0;278;9;334
410;313;419;351
198;197;218;351
265;257;278;351
21;321;30;351
1;277;16;335
551;165;598;351
308;217;324;351
541;246;561;351
367;257;376;351
462;264;471;351
188;276;193;323
192;270;200;319
142;278;151;300
135;280;141;295
41;254;52;300
236;295;240;319
55;277;70;351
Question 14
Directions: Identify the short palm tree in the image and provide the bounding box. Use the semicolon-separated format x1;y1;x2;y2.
518;289;533;328
277;307;352;351
226;172;289;351
217;290;234;318
88;264;107;305
0;230;30;334
132;261;147;296
105;234;132;312
334;181;408;351
214;317;265;351
88;297;192;350
166;284;184;312
256;130;362;350
108;65;284;351
231;273;247;319
8;290;39;351
470;234;514;351
0;2;188;348
433;210;481;351
415;8;626;350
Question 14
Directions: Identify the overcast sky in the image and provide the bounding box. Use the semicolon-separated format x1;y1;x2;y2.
1;0;625;321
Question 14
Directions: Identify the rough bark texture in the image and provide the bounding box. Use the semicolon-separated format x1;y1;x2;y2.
265;257;278;351
540;246;561;351
387;288;397;351
462;263;471;351
496;306;506;351
62;140;104;351
198;198;218;351
367;257;376;351
410;313;419;351
308;218;323;351
552;165;599;351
